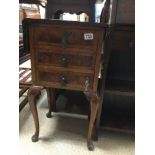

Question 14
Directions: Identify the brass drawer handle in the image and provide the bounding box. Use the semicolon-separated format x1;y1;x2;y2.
85;77;90;91
59;75;68;86
61;31;73;48
60;57;69;67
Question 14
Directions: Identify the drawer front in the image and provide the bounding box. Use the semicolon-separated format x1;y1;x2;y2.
34;25;99;50
36;49;95;69
36;69;94;91
112;31;134;51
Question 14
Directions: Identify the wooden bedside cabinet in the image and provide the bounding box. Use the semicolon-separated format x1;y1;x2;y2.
24;18;110;150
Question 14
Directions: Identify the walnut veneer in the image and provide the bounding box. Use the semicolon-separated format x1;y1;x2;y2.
24;18;109;150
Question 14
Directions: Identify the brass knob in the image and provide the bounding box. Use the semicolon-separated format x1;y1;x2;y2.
60;57;69;67
59;76;68;86
61;37;67;48
61;31;72;48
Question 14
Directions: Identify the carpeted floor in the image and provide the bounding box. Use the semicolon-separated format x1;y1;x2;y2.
19;90;135;155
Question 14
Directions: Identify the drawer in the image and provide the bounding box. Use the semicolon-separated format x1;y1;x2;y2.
34;45;95;54
112;31;134;51
36;49;95;69
33;25;99;50
36;69;94;91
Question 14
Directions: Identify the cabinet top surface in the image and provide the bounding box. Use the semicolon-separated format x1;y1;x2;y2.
23;18;111;28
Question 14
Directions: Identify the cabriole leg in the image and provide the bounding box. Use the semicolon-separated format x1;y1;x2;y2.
28;86;42;142
84;92;99;151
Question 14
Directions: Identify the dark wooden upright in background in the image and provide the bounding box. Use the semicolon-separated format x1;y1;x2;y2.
100;0;135;131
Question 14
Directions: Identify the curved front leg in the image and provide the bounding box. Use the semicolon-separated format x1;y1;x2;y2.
28;86;42;142
84;92;99;151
